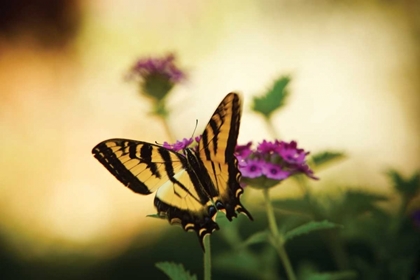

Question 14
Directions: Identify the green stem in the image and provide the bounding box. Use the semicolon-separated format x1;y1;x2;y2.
151;100;176;143
265;117;280;139
203;235;211;280
160;114;176;143
296;176;349;270
263;189;297;280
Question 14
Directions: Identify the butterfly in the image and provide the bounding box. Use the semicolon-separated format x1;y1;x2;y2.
92;92;252;249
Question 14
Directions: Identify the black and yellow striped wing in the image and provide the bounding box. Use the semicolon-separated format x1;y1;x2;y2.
198;93;252;220
92;92;252;249
92;140;219;244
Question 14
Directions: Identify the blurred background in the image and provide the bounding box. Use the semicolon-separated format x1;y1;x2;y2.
0;0;419;279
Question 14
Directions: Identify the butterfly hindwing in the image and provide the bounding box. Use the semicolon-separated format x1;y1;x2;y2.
92;139;219;247
153;166;219;244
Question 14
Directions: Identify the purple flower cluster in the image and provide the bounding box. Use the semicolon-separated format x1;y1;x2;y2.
129;54;186;84
236;140;318;188
162;136;201;153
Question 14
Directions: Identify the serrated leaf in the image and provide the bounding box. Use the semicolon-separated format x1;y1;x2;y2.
284;220;343;242
387;169;420;197
241;231;269;247
251;76;290;118
312;151;345;169
155;262;197;280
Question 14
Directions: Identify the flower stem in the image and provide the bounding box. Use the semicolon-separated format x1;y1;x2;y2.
265;117;280;139
296;176;349;270
160;114;176;143
263;189;296;280
203;235;211;280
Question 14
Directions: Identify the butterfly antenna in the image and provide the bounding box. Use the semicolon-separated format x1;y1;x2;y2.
191;119;199;139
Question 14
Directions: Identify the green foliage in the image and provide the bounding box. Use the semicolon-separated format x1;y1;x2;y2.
214;246;278;280
311;151;346;169
284;220;343;242
143;73;174;101
298;262;358;280
271;198;313;215
387;169;420;197
155;262;197;280
329;189;389;221
146;213;165;219
241;231;269;247
251;76;290;119
302;272;358;280
125;74;420;280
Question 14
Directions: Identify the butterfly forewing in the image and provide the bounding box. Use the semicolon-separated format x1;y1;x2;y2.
198;93;241;163
92;139;185;194
198;93;253;220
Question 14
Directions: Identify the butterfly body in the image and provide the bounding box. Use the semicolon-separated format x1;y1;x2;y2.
92;93;252;248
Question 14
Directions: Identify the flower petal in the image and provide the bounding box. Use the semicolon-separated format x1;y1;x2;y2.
235;142;253;161
261;162;290;180
239;158;263;178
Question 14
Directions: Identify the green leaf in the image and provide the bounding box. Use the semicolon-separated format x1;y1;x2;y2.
251;76;290;118
387;169;420;197
312;151;346;169
342;190;388;205
146;214;165;219
284;220;343;242
241;231;269;247
328;190;389;223
340;190;388;212
214;246;278;280
303;271;358;280
298;262;358;280
155;262;197;280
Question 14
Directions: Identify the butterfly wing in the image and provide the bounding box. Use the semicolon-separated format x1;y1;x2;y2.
93;139;180;194
198;92;253;220
92;139;219;247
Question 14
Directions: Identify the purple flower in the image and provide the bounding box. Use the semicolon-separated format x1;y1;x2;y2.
296;163;318;180
240;159;263;178
162;137;199;153
257;140;281;154
194;135;202;143
130;54;185;83
279;141;307;165
261;162;290;180
236;142;252;161
235;139;318;189
128;54;186;101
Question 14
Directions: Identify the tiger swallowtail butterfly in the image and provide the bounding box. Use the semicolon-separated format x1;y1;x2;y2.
92;92;252;249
